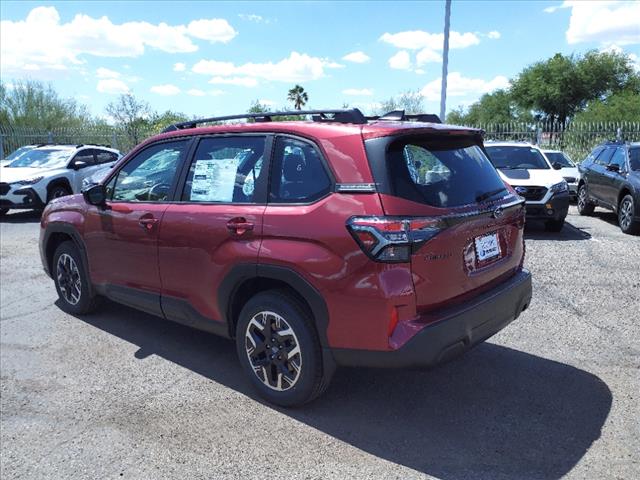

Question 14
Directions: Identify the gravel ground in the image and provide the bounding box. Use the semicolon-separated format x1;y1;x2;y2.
1;206;638;480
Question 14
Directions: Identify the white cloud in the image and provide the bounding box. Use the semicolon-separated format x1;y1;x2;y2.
488;31;501;39
342;88;374;96
380;30;480;50
187;88;205;96
0;6;237;74
239;14;268;23
209;76;259;87
342;51;370;63
173;62;186;72
96;78;129;94
420;72;510;101
151;84;181;95
416;48;441;65
96;67;120;78
563;1;640;45
193;51;340;84
389;50;412;70
187;19;237;43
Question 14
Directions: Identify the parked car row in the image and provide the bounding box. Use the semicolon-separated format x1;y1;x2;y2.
0;144;121;216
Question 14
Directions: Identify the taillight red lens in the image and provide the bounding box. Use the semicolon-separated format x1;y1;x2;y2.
347;216;444;263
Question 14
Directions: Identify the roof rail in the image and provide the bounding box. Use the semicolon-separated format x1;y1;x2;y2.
162;108;367;132
366;110;442;124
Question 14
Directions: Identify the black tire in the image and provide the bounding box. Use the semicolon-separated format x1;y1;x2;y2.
235;290;333;407
47;184;71;203
52;241;99;315
0;207;8;217
577;184;595;216
618;194;640;235
545;218;565;232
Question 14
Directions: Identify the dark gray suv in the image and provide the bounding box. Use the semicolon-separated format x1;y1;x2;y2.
577;141;640;234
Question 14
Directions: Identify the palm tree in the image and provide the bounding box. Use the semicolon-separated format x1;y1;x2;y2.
287;85;308;110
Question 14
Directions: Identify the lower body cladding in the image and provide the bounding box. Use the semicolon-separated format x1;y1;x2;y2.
523;192;570;221
0;187;45;210
331;269;532;368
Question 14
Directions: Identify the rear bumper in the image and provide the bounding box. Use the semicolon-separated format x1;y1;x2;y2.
332;269;532;368
524;192;570;220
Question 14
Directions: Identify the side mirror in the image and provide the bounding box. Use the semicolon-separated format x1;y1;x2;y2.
72;160;88;170
552;162;563;170
83;184;106;207
606;164;620;173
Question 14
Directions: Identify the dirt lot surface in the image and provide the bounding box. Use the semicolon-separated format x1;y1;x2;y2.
1;206;639;479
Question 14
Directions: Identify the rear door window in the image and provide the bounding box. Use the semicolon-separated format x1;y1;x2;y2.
380;138;508;208
269;137;332;203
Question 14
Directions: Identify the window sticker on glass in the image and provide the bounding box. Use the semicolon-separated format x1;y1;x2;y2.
190;158;239;202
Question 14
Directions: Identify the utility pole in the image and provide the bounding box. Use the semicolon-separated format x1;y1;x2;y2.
439;0;451;122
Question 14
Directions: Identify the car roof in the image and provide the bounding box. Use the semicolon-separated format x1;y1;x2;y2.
30;144;119;152
484;141;538;148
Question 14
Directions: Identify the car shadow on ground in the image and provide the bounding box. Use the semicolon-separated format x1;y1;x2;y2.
0;209;42;224
524;219;591;241
591;209;620;229
69;299;612;480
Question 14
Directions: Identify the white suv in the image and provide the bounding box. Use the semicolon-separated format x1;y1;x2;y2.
0;144;120;216
484;142;570;232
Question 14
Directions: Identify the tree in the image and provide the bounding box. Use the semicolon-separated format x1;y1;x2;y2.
0;80;91;129
510;50;639;123
287;85;308;110
148;110;190;132
376;90;425;115
247;99;270;114
573;91;640;123
105;93;152;145
446;90;533;125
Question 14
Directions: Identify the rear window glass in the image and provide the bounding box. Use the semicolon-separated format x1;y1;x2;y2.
382;138;508;208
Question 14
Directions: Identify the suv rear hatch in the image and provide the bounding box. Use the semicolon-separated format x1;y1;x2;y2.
361;130;525;312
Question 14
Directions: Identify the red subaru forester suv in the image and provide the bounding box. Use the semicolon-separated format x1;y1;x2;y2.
40;109;532;406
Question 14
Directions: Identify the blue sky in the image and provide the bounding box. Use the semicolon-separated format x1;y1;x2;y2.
1;1;639;120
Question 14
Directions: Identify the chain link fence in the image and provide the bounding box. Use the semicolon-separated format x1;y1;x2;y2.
1;121;639;162
0;125;161;158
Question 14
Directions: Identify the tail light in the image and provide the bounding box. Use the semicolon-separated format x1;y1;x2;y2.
347;216;444;263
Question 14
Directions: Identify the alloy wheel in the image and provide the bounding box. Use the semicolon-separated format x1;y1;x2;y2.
578;187;586;210
619;198;633;231
244;311;302;392
56;253;81;305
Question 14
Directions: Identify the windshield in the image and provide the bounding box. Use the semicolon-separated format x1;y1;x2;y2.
545;152;574;167
630;148;640;171
7;149;73;168
4;146;34;161
484;146;550;170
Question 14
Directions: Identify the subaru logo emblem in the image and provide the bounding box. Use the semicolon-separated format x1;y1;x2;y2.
515;186;528;194
493;207;504;219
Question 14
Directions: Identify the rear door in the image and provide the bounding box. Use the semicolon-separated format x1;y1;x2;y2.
158;135;270;324
366;134;525;311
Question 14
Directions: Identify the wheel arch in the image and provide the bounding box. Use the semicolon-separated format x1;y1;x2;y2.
219;264;330;346
46;177;73;199
43;223;93;296
618;187;633;207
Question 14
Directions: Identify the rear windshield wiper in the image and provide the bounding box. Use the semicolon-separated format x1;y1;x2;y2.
476;188;507;203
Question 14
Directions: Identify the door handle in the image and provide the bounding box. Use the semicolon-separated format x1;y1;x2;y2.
139;217;159;231
226;217;254;236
